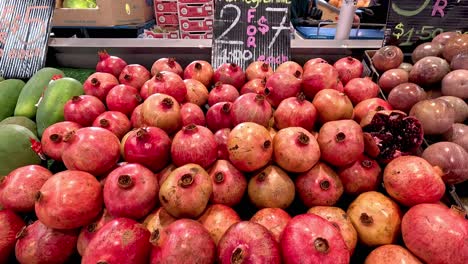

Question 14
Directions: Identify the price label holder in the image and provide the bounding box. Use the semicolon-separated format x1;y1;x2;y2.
212;0;291;70
384;0;468;51
0;0;55;79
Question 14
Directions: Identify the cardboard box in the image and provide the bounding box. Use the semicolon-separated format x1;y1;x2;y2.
178;3;214;18
53;0;154;27
180;31;212;39
144;29;180;39
156;13;179;26
154;1;178;13
179;17;213;32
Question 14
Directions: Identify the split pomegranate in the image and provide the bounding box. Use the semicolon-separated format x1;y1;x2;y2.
64;95;106;126
353;98;393;123
333;56;364;85
302;63;340;99
106;84;142;116
62;127;120;175
0;209;24;263
227;122;273;172
159;164;212;218
15;220;78;264
218;221;281;264
312;89;354;123
104;163;159;219
246;61;274;80
364;245;422;264
82;218;151;264
231;93;272;127
409;56;450;86
184;79;209;106
274;93;317;131
40;121;82;161
119;64;151;90
141;71;187;103
206;102;233;132
281;214;350;264
276;61;303;79
387;83;427;112
213;63;246;89
184;60;214;87
121;127;171;172
143;207;177;234
409;99;455;135
240;78;266;94
347;191;401;246
273;127;320;173
344;77;380;105
338;154;382;195
92;111;131;139
295;162;344;207
151;57;183;77
264;72;302;107
250;208;291;243
0;165;52;212
130;104;145;128
208;160;247;206
83;72;119;101
77;209;114;256
208;82;240;106
378;69;409;93
35;170;103;229
214;128;231;160
96;50;127;77
142;93;182;135
180;103;206;126
248;165;295;209
303;57;328;72
372;45;404;72
171;124;217;168
198;204;241;244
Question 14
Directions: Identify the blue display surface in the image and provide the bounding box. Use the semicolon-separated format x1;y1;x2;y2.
295;26;385;40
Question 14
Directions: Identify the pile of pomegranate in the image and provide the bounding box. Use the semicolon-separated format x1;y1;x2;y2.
1;41;467;263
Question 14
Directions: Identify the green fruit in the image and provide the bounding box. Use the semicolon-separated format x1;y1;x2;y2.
0;116;37;137
36;77;84;137
0;124;42;175
0;79;25;121
63;0;97;8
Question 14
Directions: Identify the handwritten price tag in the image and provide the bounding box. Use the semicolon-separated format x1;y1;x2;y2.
212;0;291;70
0;0;55;79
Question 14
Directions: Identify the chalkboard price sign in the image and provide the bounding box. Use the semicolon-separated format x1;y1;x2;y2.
0;0;55;79
384;0;468;50
212;0;291;70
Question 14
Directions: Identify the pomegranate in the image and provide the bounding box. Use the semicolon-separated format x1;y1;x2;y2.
151;57;183;77
142;93;182;135
0;209;25;263
273;127;320;173
338;154;382;195
354;98;393;123
206;102;233;132
35;170;103;229
347;191;402;246
64;95;106;126
274;93;317;131
246;61;273;81
344;77;380;105
388;83;427;112
83;72;119;101
180;103;206;126
307;206;358;254
372;45;404;72
150;219;216;264
218;221;281;264
409;56;450;86
240;78;266;94
143;207;177;234
130;104;145;128
295;162;344;207
104;163;159;219
276;61;303;79
213;63;246;90
171;124;217;168
62;127;120;176
141;71;187;103
96;50;127;77
214;128;231;160
402;203;467;264
156;164;176;185
302;63;340;99
159;164;212;218
15;220;78;264
92;111;131;139
442;69;468;99
312;89;354;123
248;165;295;209
208;82;240;106
409;99;455;135
119;64;151;90
121;127;171;172
184;60;214;87
106;84;142;116
231;93;272;127
379;69;409;93
264;72;302;107
318;120;364;167
303;57;329;72
442;34;468;62
77;209;114;256
250;208;291;243
198;204;241;244
208;160;247;206
281;214;350;264
333;56;364;85
365;245;422;264
227;122;273;172
40;121;81;161
82;218;151;264
184;79;209;106
0;165;52;212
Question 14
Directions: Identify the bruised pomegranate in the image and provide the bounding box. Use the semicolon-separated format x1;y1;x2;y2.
206;102;233;132
302;63;340;99
250;208;291;243
62;127;120;175
208;160;246;206
143;207;177;234
312;89;354;123
0;209;24;263
295;162;344;207
347;191;401;246
303;58;328;72
41;121;82;162
77;209;114;256
106;84;142;116
151;57;183;77
184;60;214;87
208;82;240;106
83;72;119;101
218;221;281;264
141;71;187;103
142;93;182;135
231;93;272;127
35;170;103;229
274;93;317;131
213;63;246;90
372;45;404;72
15;220;78;264
264;72;302;107
365;245;422;264
159;164;212;218
96;50;127;77
276;61;303;79
198;204;241;244
344;77;379;105
180;103;205;126
333;56;364;85
82;218;151;264
64;95;106;126
240;78;266;94
119;64;151;90
92;111;131;139
0;165;52;212
353;98;393;123
281;214;350;264
184;79;209;106
338;155;382;195
214;128;231;160
246;61;273;81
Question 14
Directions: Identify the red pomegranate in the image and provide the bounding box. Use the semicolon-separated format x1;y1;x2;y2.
96;50;127;77
119;64;151;90
245;61;274;81
151;57;183;77
231;93;272;127
240;78;266;94
206;102;233;132
312;89;354;123
338;154;382;195
92;111;131;139
184;60;214;87
364;245;423;264
303;58;329;72
40;121;82;161
142;93;182;135
302;63;340;99
208;82;240;106
214;128;231;160
250;208;291;243
353;98;393;123
64;95;106;126
140;71;187;103
208;160;247;206
213;63;246;89
77;209;114;256
276;61;303;79
184;79;209;107
130;104;146;128
344;77;380;105
106;84;142;116
334;56;364;85
180;103;205;126
35;170;103;229
264;72;302;107
198;204;241;244
0;209;25;263
274;93;317;131
156;164;176;186
83;72;119;101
